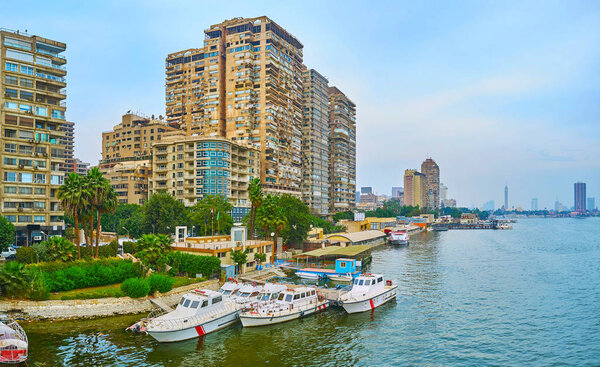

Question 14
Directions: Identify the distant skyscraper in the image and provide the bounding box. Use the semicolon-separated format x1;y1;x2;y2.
391;187;403;197
421;158;440;209
440;183;448;201
355;191;360;203
504;185;509;210
483;200;495;211
574;182;586;212
554;200;561;212
531;198;538;211
587;197;596;211
404;169;426;207
361;187;373;194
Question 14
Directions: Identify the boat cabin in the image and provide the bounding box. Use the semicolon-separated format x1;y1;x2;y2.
175;290;224;315
257;284;287;301
235;284;261;299
335;258;357;274
349;274;388;294
276;287;318;307
219;281;240;296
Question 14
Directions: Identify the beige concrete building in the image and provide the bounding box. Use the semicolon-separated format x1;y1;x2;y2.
421;157;440;209
149;134;259;219
0;29;68;245
302;68;330;216
100;113;179;204
328;86;356;213
58;120;74;172
101;160;151;205
165;16;304;197
404;169;426;208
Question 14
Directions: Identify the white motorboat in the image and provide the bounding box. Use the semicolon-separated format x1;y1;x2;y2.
229;283;261;306
327;273;353;282
239;287;329;327
0;318;28;364
146;289;239;342
339;273;397;314
218;281;241;296
389;230;409;245
296;271;323;280
255;283;288;302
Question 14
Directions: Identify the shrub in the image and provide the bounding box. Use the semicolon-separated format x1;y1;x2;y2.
45;237;77;262
123;241;137;254
16;247;36;264
99;241;118;258
29;258;143;292
147;274;174;294
0;262;30;298
29;274;49;301
161;252;221;278
32;241;49;262
121;277;150;298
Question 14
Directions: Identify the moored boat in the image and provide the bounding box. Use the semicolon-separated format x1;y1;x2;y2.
339;273;397;314
0;318;28;364
389;230;409;245
239;287;329;327
145;289;238;342
327;273;353;282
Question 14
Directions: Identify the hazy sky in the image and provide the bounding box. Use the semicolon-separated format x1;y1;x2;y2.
6;0;599;209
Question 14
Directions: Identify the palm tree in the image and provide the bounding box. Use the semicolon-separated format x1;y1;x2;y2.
247;178;263;239
85;167;107;257
45;236;77;262
95;184;117;257
256;194;287;263
136;234;172;268
57;173;89;259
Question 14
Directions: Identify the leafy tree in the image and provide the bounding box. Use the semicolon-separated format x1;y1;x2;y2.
247;178;263;239
230;249;249;272
309;216;346;234
190;194;233;236
100;203;144;238
136;234;173;268
142;192;189;234
45;236;77;262
332;211;354;222
254;252;266;264
0;261;30;298
256;194;287;262
0;216;15;252
278;194;311;247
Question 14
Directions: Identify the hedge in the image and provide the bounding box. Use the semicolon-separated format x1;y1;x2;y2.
16;247;36;264
147;273;174;294
28;258;144;292
121;277;150;298
162;252;221;278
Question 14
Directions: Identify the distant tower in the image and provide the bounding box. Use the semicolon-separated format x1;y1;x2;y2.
421;158;440;209
531;198;538;211
574;182;586;212
504;185;509;211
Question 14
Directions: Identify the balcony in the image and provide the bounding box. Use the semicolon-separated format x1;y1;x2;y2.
36;72;66;84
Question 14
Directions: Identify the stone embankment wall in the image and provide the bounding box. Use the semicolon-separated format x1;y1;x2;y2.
0;279;219;321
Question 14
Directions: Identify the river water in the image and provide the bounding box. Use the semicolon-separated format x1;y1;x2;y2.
23;218;600;366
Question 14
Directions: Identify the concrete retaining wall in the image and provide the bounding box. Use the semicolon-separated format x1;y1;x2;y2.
0;279;219;321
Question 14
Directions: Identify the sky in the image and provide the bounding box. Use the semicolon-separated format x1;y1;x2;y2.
5;0;600;210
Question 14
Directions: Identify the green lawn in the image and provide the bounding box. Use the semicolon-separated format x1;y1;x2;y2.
48;276;202;300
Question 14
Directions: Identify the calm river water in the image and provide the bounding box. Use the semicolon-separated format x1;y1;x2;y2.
23;218;600;366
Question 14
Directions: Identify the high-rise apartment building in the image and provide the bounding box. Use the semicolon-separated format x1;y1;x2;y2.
483;200;495;211
0;29;68;245
531;198;538;211
166;16;305;196
391;187;402;197
58;120;74;172
404;169;426;207
100;113;179;204
421;157;440;209
574;182;586;212
301;68;330;215
440;183;448;201
504;185;509;210
329;86;356;213
73;158;90;175
587;197;595;211
149;134;259;215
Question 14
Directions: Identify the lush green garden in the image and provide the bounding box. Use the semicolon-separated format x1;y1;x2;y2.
0;234;221;301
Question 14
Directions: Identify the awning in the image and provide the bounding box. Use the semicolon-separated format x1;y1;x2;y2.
299;244;372;257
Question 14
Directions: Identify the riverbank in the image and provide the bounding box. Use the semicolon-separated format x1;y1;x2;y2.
0;279;219;321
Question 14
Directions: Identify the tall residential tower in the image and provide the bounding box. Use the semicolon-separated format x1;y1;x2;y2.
574;182;586;212
421;158;440;209
0;29;68;245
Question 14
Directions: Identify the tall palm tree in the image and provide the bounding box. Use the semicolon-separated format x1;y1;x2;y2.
85;167;105;257
95;184;117;257
57;173;89;259
247;178;263;239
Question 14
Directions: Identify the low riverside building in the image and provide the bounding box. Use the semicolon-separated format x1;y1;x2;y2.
325;230;387;247
460;213;479;225
338;219;368;233
365;217;397;231
149;134;260;215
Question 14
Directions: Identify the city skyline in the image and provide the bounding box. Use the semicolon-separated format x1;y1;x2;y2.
4;1;599;209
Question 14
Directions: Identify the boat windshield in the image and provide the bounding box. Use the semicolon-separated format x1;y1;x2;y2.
221;290;232;295
239;292;250;297
260;294;270;301
285;294;293;302
278;293;285;301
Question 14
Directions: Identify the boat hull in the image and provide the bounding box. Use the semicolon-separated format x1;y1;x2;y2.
240;301;329;327
389;239;409;245
147;310;239;343
341;286;397;314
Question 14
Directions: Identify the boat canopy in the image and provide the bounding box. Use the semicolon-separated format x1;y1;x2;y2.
299;244;372;258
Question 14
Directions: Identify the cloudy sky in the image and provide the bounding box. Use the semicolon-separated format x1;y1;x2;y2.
6;0;599;209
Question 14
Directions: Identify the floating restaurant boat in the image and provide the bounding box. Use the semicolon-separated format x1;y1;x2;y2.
388;230;409;245
0;318;28;364
145;289;238;342
292;258;361;281
339;274;397;314
239;287;329;327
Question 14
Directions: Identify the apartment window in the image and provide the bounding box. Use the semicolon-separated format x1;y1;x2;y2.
34;187;45;195
3;202;16;209
34;215;45;223
19;130;33;139
19;187;32;195
35;107;48;116
5;102;18;109
20;172;33;183
34;173;46;183
18;215;32;223
20;65;34;75
20;78;33;88
5;75;18;85
5;88;18;98
50;175;64;185
5;62;18;72
33;202;45;209
4;157;17;166
19;104;32;112
4;172;17;182
20;91;33;101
